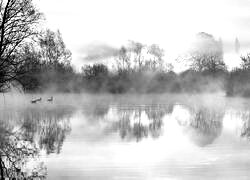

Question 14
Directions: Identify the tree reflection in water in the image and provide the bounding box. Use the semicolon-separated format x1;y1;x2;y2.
0;121;46;179
240;111;250;139
0;105;74;179
111;104;174;142
81;102;224;145
177;105;224;147
19;106;73;154
146;104;173;138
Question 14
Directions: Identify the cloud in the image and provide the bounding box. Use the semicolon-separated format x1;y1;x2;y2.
79;42;119;62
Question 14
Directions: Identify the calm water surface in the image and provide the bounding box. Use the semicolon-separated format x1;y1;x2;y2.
1;94;250;179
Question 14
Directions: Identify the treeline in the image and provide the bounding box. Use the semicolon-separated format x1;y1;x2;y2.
18;29;78;92
0;0;248;96
0;0;80;93
0;27;244;95
79;32;250;96
80;32;227;94
80;63;226;94
226;54;250;97
19;32;228;94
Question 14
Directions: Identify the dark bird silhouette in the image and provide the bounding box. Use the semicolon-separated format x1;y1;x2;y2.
47;96;53;102
36;97;42;102
31;97;42;104
31;99;37;103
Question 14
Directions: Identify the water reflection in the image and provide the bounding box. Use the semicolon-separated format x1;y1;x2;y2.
238;111;250;139
0;105;75;179
19;107;73;154
98;104;174;142
0;120;46;179
80;102;225;144
145;105;173;138
175;105;224;146
4;96;250;179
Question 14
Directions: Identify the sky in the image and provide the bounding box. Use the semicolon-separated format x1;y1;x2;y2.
34;0;250;71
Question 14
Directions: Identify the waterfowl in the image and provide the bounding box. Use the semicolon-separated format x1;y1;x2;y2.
31;97;42;104
47;96;53;102
31;99;37;103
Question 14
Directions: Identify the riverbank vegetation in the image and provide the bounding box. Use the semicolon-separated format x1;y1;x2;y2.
19;32;228;94
0;0;249;96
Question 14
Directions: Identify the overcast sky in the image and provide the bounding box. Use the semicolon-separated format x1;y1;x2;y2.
34;0;250;71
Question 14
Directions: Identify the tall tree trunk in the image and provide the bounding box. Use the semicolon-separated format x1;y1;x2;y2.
0;156;4;180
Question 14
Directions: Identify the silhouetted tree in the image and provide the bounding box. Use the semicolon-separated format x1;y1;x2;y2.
39;29;71;64
0;0;42;92
17;29;75;92
18;43;42;91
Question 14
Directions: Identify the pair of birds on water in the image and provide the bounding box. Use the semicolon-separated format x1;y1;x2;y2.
31;96;53;103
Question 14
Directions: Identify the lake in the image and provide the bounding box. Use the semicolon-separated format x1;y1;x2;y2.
1;93;250;179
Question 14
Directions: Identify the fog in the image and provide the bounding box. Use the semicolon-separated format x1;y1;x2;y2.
80;42;120;61
2;92;250;179
2;0;250;179
0;92;232;110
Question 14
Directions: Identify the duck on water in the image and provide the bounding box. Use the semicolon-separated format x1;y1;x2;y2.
31;97;42;104
31;97;53;103
47;96;53;102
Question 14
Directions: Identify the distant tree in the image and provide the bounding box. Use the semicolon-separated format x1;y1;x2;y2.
82;63;109;92
82;63;108;78
39;29;71;65
188;32;226;73
128;41;145;70
116;46;131;71
146;44;164;71
0;0;42;92
240;53;250;70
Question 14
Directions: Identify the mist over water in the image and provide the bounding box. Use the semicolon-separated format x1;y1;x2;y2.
1;93;250;179
2;0;250;179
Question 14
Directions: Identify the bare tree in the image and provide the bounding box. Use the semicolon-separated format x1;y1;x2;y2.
39;29;71;65
0;0;42;92
147;44;164;71
240;54;250;70
129;41;145;70
188;32;225;73
116;46;131;71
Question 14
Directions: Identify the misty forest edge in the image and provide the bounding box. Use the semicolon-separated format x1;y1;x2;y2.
0;0;249;96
